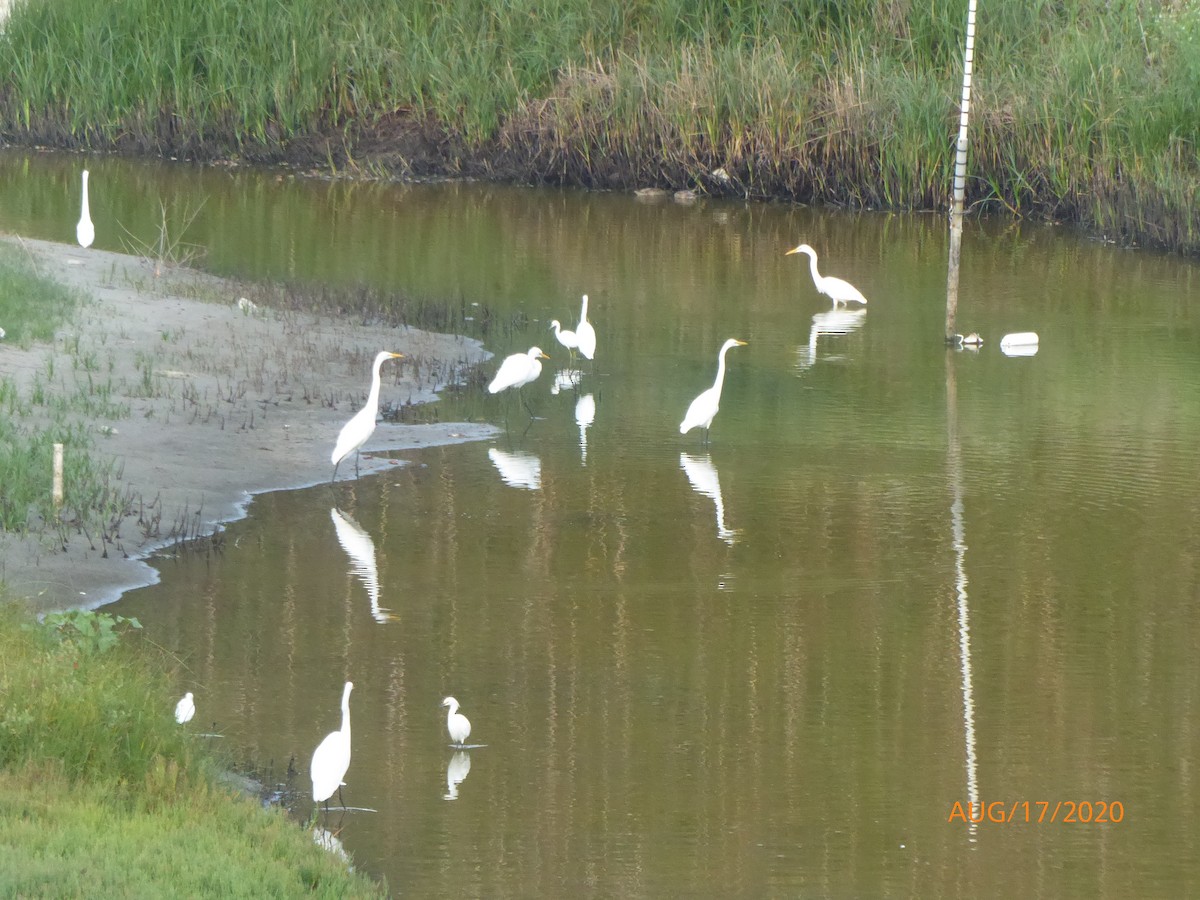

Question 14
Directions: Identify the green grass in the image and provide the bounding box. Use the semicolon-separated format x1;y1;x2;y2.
0;603;384;898
1;0;1199;249
0;243;82;347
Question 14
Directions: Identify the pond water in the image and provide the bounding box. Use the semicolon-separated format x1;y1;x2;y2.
3;153;1200;896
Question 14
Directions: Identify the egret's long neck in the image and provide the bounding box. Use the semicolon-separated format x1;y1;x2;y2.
341;689;352;739
81;173;90;217
367;357;387;409
713;346;731;393
580;295;589;319
806;252;821;285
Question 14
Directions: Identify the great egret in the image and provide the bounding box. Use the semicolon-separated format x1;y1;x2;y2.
550;320;580;362
489;346;549;418
311;681;354;811
330;508;392;623
76;170;94;249
331;351;404;481
174;691;195;725
786;243;867;306
442;696;471;747
680;338;748;443
576;295;596;361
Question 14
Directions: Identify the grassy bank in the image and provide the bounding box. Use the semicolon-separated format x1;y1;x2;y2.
0;602;383;897
2;0;1198;252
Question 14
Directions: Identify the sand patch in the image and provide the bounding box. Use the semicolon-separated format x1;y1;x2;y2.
0;238;496;612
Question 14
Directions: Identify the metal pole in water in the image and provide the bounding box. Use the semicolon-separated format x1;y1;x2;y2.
945;0;978;343
52;442;64;509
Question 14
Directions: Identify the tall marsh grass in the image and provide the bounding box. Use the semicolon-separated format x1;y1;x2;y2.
1;0;1199;250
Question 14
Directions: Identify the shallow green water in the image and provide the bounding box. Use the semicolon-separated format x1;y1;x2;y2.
4;153;1200;896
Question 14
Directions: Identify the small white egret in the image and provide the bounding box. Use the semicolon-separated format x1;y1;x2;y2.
786;243;867;306
680;338;747;443
550;320;580;361
576;294;596;361
76;170;94;249
174;691;195;725
331;351;404;481
311;681;354;812
442;696;471;747
489;346;549;417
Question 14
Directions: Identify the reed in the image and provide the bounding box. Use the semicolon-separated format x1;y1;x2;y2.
1;0;1198;251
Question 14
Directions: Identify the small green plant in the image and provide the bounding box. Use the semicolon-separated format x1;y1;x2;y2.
36;609;142;655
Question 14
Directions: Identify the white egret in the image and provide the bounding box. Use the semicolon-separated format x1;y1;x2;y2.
489;346;549;417
786;243;867;306
679;338;747;443
76;170;94;249
576;294;596;361
331;351;404;481
550;320;580;362
174;691;195;725
442;696;471;747
311;681;354;811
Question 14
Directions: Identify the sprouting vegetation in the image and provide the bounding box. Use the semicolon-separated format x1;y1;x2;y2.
1;0;1198;251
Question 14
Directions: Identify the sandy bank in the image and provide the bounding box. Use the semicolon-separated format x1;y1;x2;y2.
0;238;496;612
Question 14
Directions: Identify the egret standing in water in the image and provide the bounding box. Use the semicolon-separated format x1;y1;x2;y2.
488;346;549;417
311;681;354;813
331;351;404;481
786;243;867;306
442;696;471;747
576;294;596;361
679;338;748;444
174;692;195;725
76;170;94;249
549;320;580;363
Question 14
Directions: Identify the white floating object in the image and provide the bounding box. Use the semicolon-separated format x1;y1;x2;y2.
1000;331;1039;357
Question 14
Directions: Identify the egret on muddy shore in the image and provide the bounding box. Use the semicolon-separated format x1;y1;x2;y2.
331;351;404;481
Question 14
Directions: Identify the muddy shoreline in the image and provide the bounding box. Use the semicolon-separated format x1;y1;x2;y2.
0;237;497;613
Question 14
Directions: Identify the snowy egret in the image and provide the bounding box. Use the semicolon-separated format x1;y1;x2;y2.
311;681;354;811
680;338;747;443
331;351;404;481
576;294;596;360
786;243;867;306
442;696;471;747
489;346;549;417
76;170;94;249
174;691;195;725
550;320;580;361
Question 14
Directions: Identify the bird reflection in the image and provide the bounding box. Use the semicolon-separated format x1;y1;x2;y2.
330;508;394;623
999;331;1039;357
680;453;739;544
312;827;350;862
488;447;542;490
444;750;472;800
796;307;866;370
575;393;595;464
550;368;584;395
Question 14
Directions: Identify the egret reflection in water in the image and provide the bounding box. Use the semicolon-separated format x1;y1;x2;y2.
488;447;542;490
444;750;472;800
330;508;393;623
550;368;583;395
796;307;867;370
680;453;739;545
575;393;596;464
